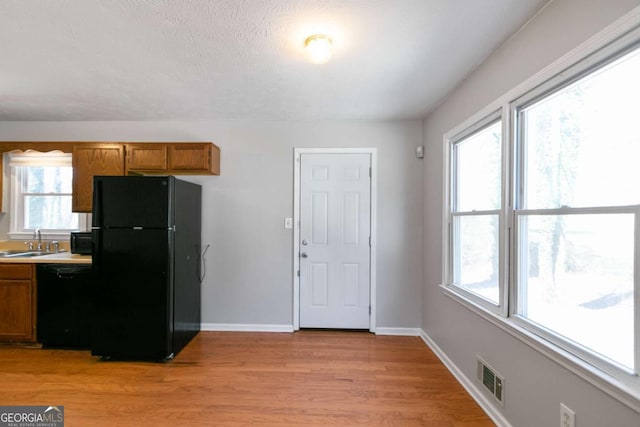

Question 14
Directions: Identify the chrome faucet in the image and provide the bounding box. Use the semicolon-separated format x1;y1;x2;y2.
33;229;43;251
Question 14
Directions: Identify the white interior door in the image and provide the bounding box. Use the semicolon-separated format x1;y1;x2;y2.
299;153;371;329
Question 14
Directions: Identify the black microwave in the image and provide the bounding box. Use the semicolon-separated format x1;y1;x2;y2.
70;232;93;255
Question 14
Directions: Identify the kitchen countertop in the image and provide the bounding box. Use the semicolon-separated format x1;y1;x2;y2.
0;241;92;264
0;251;92;264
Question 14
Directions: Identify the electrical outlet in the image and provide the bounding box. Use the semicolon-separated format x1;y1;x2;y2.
560;403;575;427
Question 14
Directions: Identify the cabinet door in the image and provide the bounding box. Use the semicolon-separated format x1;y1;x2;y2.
125;144;167;173
72;144;125;212
0;279;34;342
167;143;219;174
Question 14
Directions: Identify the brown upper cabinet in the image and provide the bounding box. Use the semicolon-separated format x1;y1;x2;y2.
72;144;126;212
125;143;220;175
76;142;220;211
125;144;168;173
0;141;220;213
168;143;220;174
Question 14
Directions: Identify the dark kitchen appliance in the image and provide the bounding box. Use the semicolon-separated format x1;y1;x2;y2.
70;231;93;255
37;264;93;349
91;176;202;360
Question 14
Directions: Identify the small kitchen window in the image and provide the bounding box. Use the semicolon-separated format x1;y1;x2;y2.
7;152;86;239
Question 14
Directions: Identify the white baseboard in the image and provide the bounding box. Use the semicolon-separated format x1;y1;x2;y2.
419;329;512;427
201;325;421;335
375;327;421;336
201;323;294;333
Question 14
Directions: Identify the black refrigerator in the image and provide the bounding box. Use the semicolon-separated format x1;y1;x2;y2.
91;176;202;361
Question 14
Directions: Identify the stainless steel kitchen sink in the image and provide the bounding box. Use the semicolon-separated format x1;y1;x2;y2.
0;249;30;256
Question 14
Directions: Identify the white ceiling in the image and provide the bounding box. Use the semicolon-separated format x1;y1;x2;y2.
0;0;549;121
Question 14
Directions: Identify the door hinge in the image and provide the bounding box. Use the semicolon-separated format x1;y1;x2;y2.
369;236;371;247
369;305;371;315
297;270;300;277
369;167;372;177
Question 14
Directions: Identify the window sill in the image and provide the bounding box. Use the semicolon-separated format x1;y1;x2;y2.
440;284;640;414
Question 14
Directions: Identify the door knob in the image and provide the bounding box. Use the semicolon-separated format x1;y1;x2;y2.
301;239;308;246
300;252;308;258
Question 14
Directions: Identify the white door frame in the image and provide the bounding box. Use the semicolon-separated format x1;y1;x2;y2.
293;147;377;332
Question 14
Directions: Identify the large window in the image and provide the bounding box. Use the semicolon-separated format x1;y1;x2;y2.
444;28;640;398
449;116;503;310
8;152;82;237
513;42;640;373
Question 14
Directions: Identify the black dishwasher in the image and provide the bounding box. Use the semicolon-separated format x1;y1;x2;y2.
37;264;93;349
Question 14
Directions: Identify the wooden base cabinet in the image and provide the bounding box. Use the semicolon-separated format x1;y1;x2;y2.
0;264;36;343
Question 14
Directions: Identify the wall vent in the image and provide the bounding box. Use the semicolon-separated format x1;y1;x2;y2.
476;356;504;405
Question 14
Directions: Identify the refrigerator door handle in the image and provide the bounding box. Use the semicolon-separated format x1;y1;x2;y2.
92;178;103;228
92;229;102;274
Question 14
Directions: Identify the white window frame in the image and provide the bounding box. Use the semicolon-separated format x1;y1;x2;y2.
445;110;509;316
7;152;87;240
442;12;640;413
510;34;640;380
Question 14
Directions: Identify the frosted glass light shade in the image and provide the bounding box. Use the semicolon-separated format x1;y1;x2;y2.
305;35;333;64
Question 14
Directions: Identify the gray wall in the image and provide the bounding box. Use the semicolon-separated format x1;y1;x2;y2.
422;0;640;426
0;119;423;329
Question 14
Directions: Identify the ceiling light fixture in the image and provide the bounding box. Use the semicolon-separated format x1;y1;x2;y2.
304;34;333;64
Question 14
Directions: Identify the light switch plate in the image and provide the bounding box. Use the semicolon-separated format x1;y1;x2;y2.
284;218;293;229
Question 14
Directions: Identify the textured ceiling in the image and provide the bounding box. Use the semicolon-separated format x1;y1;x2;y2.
0;0;549;121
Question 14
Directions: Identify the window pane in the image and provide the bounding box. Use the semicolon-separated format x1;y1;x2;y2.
25;195;78;230
453;214;500;304
25;166;73;193
522;47;640;209
517;214;634;369
455;121;502;211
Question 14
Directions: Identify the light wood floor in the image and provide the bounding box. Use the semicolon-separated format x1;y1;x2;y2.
0;331;494;426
